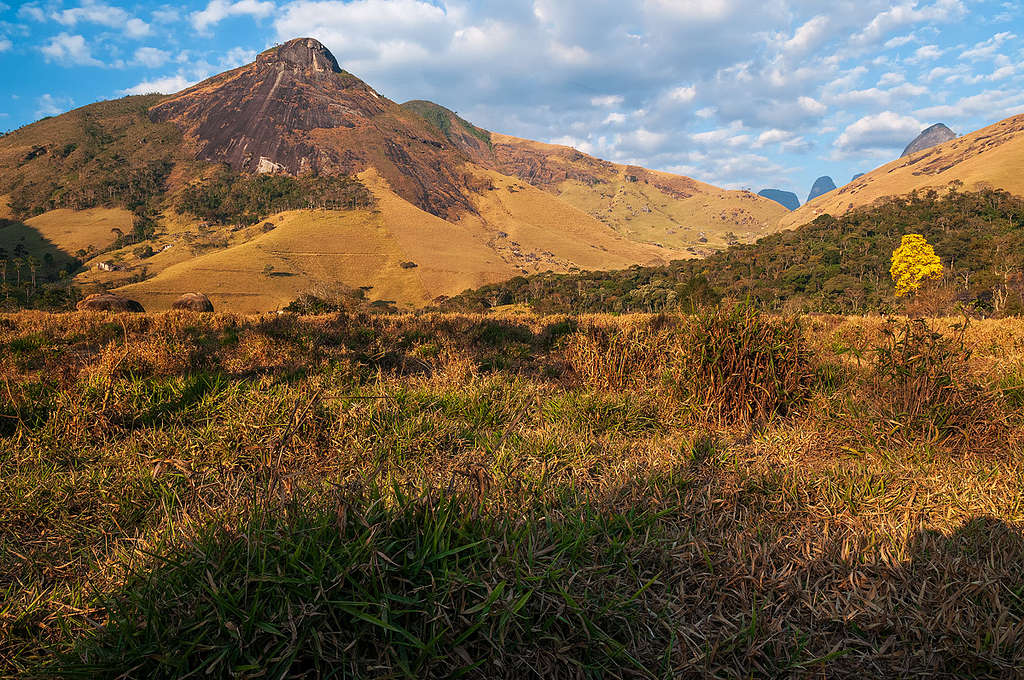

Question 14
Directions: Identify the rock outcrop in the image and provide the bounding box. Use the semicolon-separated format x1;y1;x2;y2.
807;176;837;202
901;124;957;158
757;189;800;211
171;292;214;312
76;293;145;312
150;38;476;219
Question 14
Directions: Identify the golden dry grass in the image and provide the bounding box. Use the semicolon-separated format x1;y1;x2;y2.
24;208;134;255
0;310;1022;676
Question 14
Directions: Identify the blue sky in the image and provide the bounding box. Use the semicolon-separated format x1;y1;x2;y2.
1;0;1022;199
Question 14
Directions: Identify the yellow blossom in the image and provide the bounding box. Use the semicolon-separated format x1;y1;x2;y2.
890;233;943;297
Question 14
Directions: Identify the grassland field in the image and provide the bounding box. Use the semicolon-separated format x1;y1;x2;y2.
1;308;1023;678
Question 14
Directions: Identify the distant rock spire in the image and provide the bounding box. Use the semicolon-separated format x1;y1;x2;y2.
901;123;956;158
807;176;836;202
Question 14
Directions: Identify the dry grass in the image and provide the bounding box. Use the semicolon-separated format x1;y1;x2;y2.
1;310;1022;678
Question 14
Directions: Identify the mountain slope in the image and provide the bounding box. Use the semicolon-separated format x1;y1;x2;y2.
0;38;787;311
781;112;1024;230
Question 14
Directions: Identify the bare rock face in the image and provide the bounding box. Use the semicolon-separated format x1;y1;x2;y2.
149;38;475;218
757;189;800;211
77;293;145;312
807;176;837;202
901;124;957;158
171;292;214;312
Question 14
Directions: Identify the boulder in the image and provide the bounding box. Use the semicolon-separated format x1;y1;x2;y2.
171;292;215;312
76;293;145;312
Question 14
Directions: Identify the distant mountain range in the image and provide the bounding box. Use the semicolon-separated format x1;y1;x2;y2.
757;189;800;211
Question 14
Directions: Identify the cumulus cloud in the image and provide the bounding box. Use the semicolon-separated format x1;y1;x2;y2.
53;1;151;38
35;93;74;118
192;0;276;32
119;74;194;95
134;47;170;68
834;111;923;153
591;95;624;108
960;32;1015;61
41;33;102;66
915;90;1024;121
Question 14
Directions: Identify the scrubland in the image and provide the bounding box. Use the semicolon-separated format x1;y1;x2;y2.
1;308;1023;678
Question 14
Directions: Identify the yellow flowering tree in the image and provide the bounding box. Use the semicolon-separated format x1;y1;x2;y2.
890;234;943;297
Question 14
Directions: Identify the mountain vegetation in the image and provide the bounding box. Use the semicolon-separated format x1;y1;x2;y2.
438;188;1024;316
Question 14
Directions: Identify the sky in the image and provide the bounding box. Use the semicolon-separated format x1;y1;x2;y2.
1;0;1022;199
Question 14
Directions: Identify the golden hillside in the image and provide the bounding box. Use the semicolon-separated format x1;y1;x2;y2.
489;133;788;254
113;169;682;311
781;113;1024;229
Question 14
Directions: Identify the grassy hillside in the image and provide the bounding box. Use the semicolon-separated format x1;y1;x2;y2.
490;133;788;252
782;112;1024;229
1;308;1022;677
440;189;1024;316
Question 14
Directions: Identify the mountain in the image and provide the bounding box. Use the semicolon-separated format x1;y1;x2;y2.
901;123;957;158
807;176;837;202
757;189;800;211
780;112;1024;230
0;38;787;312
851;173;864;182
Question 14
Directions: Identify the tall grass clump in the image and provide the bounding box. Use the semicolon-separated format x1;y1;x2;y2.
869;318;1003;446
562;316;675;389
672;305;814;424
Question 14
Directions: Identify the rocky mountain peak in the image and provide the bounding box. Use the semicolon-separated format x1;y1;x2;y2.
901;123;956;158
807;176;836;202
256;38;342;74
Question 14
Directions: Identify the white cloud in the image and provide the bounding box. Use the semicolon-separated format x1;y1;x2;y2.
853;1;966;48
134;47;170;68
603;112;627;125
908;44;943;63
915;90;1024;121
834;111;923;152
35;93;73;118
119;74;194;95
152;7;181;23
53;1;151;38
41;33;102;67
664;85;696;104
192;0;276;32
591;94;624;108
0;38;10;53
783;15;830;56
960;32;1015;61
17;4;46;22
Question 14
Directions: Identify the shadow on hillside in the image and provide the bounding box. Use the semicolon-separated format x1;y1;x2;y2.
0;219;81;279
45;470;1024;680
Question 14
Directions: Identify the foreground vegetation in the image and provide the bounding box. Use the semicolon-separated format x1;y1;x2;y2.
440;188;1024;317
2;307;1023;678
